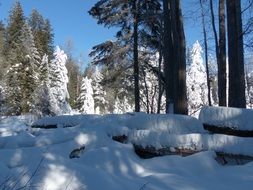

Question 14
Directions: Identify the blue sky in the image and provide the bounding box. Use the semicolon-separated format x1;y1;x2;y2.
0;0;201;66
0;0;119;64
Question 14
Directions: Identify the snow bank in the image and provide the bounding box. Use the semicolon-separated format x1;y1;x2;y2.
130;132;253;156
199;106;253;130
0;115;37;137
33;112;205;134
1;114;253;190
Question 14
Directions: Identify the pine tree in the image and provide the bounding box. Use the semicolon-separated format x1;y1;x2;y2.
77;77;94;114
28;10;54;60
4;2;28;115
33;55;51;116
18;22;41;113
92;67;108;114
5;1;25;54
89;0;162;112
49;46;71;115
187;41;208;116
0;21;5;81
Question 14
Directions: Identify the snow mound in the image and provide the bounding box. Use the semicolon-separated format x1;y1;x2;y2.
0;115;37;137
199;106;253;130
33;112;205;134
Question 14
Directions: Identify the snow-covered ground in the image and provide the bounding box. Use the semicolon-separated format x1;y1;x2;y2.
1;112;253;190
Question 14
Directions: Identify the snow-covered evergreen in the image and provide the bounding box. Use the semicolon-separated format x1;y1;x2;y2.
187;41;208;116
49;46;71;115
113;97;133;114
77;77;94;114
92;67;108;114
5;22;41;115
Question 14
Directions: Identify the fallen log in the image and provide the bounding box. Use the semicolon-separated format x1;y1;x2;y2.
133;144;200;159
215;152;253;165
203;124;253;137
112;135;128;143
31;124;57;129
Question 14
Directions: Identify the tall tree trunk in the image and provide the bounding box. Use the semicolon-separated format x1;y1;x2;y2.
163;0;174;113
201;0;212;106
173;0;188;114
218;0;227;106
133;0;140;112
227;0;246;108
141;66;150;113
157;45;163;113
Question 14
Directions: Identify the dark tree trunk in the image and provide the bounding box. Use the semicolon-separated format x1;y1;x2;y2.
133;0;140;112
141;66;150;113
201;0;212;106
157;45;163;114
163;0;187;114
174;0;188;114
218;0;227;106
163;0;174;114
227;0;246;108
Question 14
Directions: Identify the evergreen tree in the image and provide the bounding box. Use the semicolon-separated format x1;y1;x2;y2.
33;55;51;116
92;67;108;114
19;22;41;113
187;41;208;116
77;77;94;114
0;21;5;81
28;10;54;60
4;1;25;58
64;40;82;109
49;46;71;115
4;2;24;114
89;0;161;112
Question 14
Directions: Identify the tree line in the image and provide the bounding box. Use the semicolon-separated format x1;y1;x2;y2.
0;1;82;116
87;0;253;115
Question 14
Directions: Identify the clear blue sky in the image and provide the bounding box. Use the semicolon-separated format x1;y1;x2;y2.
0;0;119;65
0;0;201;67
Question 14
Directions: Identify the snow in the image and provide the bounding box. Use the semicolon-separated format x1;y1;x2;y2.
187;41;208;116
199;106;253;130
1;113;253;190
77;77;95;114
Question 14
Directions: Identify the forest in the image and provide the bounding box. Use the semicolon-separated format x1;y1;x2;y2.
0;0;252;117
0;1;253;189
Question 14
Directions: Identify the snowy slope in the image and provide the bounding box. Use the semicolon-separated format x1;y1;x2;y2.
1;113;253;190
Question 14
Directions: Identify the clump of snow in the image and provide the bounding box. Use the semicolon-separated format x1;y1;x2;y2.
199;106;253;130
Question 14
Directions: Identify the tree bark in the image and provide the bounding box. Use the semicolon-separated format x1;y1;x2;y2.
218;0;227;106
133;0;140;112
157;44;163;114
163;0;174;114
227;0;246;108
174;0;188;114
201;0;212;106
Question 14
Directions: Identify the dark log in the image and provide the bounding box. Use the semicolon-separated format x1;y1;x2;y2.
133;144;200;159
215;151;253;165
203;123;253;137
31;124;57;129
112;135;128;144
